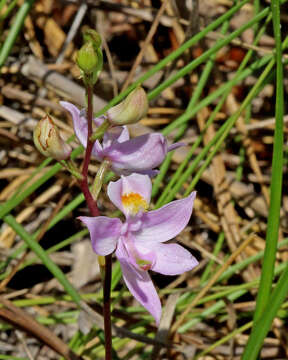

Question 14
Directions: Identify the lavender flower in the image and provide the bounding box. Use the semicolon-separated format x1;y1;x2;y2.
61;102;182;176
79;173;198;324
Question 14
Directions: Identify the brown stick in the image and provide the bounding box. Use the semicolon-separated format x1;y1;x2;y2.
0;296;83;360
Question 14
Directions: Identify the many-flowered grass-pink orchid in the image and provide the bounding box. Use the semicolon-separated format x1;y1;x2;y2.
79;173;198;324
61;102;182;176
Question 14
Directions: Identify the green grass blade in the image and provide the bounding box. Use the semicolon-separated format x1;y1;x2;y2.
148;6;271;103
196;321;253;358
93;0;251;116
0;147;82;219
252;0;284;323
0;0;19;21
242;264;288;359
152;20;230;199
159;53;278;204
3;214;82;305
0;0;35;68
179;261;287;333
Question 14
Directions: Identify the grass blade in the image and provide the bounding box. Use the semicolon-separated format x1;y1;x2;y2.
0;0;35;68
252;0;284;323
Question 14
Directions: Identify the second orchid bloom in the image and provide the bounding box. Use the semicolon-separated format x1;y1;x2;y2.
79;173;198;324
61;99;182;177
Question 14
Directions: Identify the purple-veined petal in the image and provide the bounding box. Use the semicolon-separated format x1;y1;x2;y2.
151;243;198;275
116;126;129;143
136;192;196;244
60;101;104;159
107;173;151;216
91;141;105;160
105;133;168;171
60;101;88;147
79;216;122;256
116;238;161;325
102;126;129;149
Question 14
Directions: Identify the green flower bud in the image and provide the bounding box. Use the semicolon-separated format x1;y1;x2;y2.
76;42;99;74
76;29;103;85
107;87;148;125
33;115;72;160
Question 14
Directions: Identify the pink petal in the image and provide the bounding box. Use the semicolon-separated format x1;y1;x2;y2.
79;216;122;256
105;133;168;171
136;192;196;244
116;238;161;325
60;101;88;147
102;126;129;149
60;101;104;159
107;174;151;216
151;243;198;275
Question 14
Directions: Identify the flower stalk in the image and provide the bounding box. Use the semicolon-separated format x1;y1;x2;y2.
79;85;99;217
79;83;112;360
75;33;113;358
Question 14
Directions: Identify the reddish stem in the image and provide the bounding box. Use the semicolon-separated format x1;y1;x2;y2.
82;85;94;179
79;85;99;217
79;84;112;360
103;254;112;359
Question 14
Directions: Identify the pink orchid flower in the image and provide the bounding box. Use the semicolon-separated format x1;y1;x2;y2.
79;173;198;324
60;101;182;176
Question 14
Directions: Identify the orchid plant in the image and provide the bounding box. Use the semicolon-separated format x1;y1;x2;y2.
33;29;198;360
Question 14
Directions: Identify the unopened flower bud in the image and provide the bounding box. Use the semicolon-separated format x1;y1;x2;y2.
107;87;148;125
33;115;71;160
76;42;99;74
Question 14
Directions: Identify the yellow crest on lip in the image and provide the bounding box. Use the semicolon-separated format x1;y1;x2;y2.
121;192;148;215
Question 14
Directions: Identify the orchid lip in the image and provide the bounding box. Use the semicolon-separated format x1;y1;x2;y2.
136;258;152;271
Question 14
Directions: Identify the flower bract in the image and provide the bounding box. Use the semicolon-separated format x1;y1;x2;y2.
107;87;148;125
79;173;198;324
33;114;71;160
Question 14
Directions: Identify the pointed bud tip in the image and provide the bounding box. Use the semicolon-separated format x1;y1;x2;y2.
33;115;72;160
107;87;148;125
83;29;102;48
